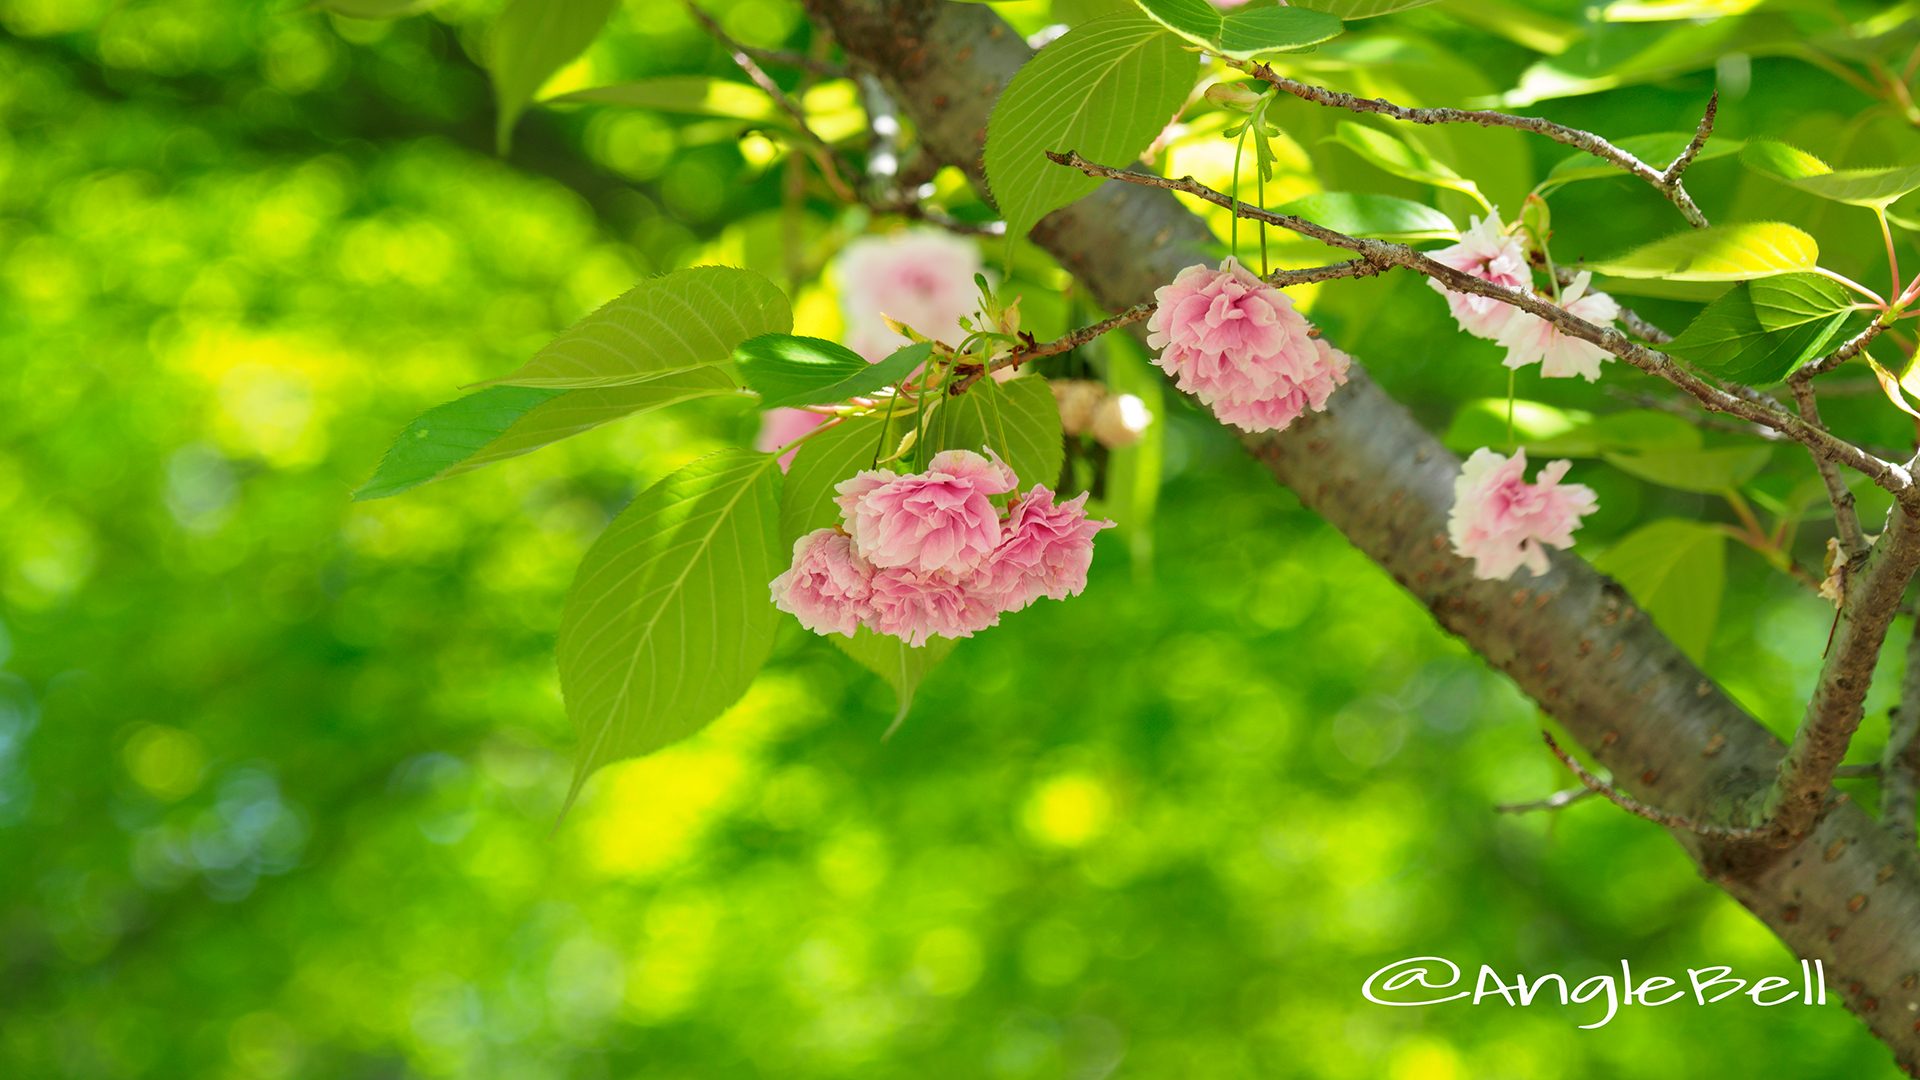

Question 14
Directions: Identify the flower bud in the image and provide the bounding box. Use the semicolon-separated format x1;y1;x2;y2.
1051;379;1105;436
1204;81;1263;111
1092;393;1152;448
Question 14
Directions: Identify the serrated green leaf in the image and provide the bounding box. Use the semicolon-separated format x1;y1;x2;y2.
1587;222;1819;282
1132;0;1222;40
931;376;1066;489
545;77;780;123
780;412;912;544
489;266;791;389
736;337;930;410
1328;121;1486;206
1543;132;1743;187
1275;192;1457;240
984;15;1196;241
1663;274;1853;384
558;450;783;809
489;0;618;154
1604;446;1772;493
1592;518;1726;662
356;369;738;500
1292;0;1439;18
831;629;956;736
1742;139;1920;209
1136;0;1343;56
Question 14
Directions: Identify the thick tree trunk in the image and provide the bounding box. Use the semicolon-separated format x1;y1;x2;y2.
805;0;1920;1069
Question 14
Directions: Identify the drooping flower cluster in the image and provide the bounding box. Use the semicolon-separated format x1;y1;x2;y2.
1428;214;1619;381
1146;259;1352;433
757;229;984;467
1448;448;1597;580
770;450;1114;646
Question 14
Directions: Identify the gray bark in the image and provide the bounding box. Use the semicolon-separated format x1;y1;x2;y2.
802;0;1920;1069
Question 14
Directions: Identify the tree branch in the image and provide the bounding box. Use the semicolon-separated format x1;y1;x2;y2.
1235;61;1711;228
1802;319;1892;379
1542;731;1769;840
1047;149;1919;511
1790;377;1871;559
1763;511;1920;841
1886;626;1920;844
807;0;1920;1067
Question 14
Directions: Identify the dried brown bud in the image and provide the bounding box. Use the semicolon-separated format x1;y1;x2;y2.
1052;379;1105;436
1092;393;1152;448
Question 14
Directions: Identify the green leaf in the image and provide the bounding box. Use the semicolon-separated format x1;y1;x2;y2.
1599;0;1767;21
831;629;956;736
1274;192;1457;241
1603;446;1772;494
489;0;618;154
1135;0;1343;56
314;0;444;17
931;376;1066;489
1328;121;1487;207
1103;337;1164;577
356;369;738;500
489;266;791;389
735;337;931;410
545;77;780;123
1592;519;1726;662
1543;132;1743;187
1587;222;1819;282
557;450;783;807
1741;139;1920;209
1291;0;1438;17
984;14;1196;241
1444;399;1702;457
1663;273;1853;384
780;412;912;544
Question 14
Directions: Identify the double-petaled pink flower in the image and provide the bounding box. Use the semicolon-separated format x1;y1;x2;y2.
1428;214;1533;341
771;449;1113;647
1448;448;1597;580
1146;259;1351;433
1494;271;1620;382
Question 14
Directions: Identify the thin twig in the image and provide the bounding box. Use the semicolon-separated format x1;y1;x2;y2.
1495;787;1597;814
1662;91;1719;183
948;258;1385;393
1047;150;1919;509
1238;62;1710;228
1800;319;1891;379
1541;731;1770;840
1790;377;1870;558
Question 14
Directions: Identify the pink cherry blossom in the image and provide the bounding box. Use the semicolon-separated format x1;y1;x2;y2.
1448;448;1598;580
769;528;874;638
1145;259;1350;433
1427;214;1533;340
979;487;1116;612
839;229;982;360
834;449;1018;575
755;407;828;471
1493;271;1621;381
865;565;1002;647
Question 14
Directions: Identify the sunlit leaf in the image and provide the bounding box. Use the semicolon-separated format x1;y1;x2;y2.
735;337;930;410
558;450;783;808
1275;192;1457;240
1587;222;1819;282
1742;139;1920;209
1603;446;1773;494
1599;0;1766;22
1663;273;1855;384
1292;0;1439;18
489;0;618;154
1135;0;1344;55
984;15;1196;241
1592;518;1726;662
356;369;738;499
1327;121;1487;207
490;266;791;389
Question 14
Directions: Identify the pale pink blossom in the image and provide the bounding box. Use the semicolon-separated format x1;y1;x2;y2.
1427;214;1533;340
1145;259;1349;433
755;407;828;471
1494;271;1620;381
839;229;982;360
834;449;1017;575
865;565;1002;646
1448;448;1597;580
979;487;1115;611
769;529;874;638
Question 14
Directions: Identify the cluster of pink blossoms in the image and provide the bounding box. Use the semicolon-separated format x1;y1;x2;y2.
770;449;1114;647
1428;214;1620;381
1146;259;1352;433
1447;448;1597;580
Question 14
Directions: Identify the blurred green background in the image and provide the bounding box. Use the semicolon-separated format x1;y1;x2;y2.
3;0;1918;1076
